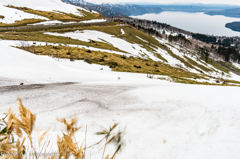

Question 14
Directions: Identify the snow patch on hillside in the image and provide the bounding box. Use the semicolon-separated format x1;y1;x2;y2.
0;0;88;17
136;36;148;43
80;19;106;23
28;20;62;25
232;62;240;70
121;28;125;34
0;40;166;85
0;5;48;24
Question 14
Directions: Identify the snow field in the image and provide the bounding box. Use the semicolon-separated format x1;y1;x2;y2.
1;31;240;159
1;1;240;157
1;77;240;159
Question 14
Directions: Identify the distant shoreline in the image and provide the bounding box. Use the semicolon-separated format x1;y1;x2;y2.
225;21;240;32
205;8;240;18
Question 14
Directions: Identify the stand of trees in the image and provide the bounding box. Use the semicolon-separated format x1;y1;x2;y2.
168;34;192;46
131;23;162;37
192;33;238;48
198;47;209;62
218;46;240;62
114;17;240;63
192;33;217;43
217;39;233;47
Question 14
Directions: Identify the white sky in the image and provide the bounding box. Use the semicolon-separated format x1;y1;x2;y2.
86;0;240;5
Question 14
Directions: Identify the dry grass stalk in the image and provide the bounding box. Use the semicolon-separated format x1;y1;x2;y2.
0;98;123;159
1;98;37;158
16;137;26;158
96;123;123;159
57;117;84;159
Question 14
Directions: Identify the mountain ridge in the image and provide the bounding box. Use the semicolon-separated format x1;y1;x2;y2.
62;0;163;16
206;8;240;18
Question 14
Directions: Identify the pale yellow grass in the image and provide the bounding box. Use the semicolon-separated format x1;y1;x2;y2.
0;98;123;159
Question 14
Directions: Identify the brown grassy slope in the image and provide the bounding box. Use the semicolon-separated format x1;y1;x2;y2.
19;45;204;79
19;45;240;85
0;32;126;53
7;5;104;22
48;25;168;62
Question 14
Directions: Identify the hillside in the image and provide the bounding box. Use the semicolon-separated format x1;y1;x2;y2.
63;0;163;16
205;8;240;18
1;0;240;159
0;0;105;26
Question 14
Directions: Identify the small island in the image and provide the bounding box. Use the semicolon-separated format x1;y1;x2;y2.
225;21;240;32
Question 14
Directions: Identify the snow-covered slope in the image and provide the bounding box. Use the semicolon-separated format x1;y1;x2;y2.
1;39;240;159
0;0;86;15
0;40;113;84
1;1;240;158
43;29;240;83
46;30;160;61
0;40;161;85
0;5;48;24
0;0;96;24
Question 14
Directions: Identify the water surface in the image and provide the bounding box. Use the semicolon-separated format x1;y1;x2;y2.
132;12;240;37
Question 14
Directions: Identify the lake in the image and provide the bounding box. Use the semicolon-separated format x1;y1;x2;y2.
132;11;240;37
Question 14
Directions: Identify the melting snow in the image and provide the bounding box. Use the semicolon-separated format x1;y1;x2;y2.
121;28;125;34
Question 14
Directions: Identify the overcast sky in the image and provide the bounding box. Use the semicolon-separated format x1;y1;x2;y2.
86;0;240;5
